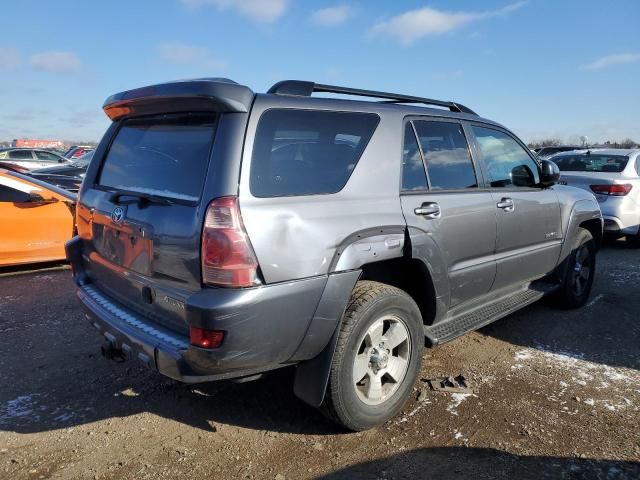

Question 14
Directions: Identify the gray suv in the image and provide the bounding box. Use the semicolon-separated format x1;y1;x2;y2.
67;78;603;431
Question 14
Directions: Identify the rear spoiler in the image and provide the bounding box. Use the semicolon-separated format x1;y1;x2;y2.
102;78;255;120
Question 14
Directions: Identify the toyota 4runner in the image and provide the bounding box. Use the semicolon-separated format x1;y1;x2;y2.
67;78;603;431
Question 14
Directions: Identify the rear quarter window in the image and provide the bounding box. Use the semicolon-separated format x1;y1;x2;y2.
250;109;379;197
553;154;629;173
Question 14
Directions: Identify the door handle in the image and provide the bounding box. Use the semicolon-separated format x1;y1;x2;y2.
414;202;441;218
496;198;515;212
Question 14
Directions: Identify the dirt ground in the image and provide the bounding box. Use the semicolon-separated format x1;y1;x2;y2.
1;239;639;480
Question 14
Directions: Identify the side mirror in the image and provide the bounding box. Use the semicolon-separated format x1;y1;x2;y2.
28;192;58;203
539;159;560;187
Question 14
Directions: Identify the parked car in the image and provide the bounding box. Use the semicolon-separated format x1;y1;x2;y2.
67;78;603;431
64;146;94;159
535;146;581;159
30;151;93;192
0;168;76;266
550;148;640;246
0;148;69;170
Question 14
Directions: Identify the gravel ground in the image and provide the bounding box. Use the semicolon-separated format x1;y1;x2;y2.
0;240;638;480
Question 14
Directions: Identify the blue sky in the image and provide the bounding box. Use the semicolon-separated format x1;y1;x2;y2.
1;0;638;144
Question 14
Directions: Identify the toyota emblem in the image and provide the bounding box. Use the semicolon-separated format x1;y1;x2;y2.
111;206;125;224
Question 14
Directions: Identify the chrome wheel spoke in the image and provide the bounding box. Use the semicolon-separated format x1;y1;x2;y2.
353;354;370;383
385;356;408;383
366;321;384;346
365;374;383;402
383;322;409;350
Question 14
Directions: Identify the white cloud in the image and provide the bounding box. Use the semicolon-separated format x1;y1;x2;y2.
180;0;289;23
157;42;226;69
29;51;81;73
0;47;21;70
312;5;352;26
371;1;527;45
581;52;640;70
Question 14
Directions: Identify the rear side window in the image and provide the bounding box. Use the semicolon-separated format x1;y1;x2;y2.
401;125;428;191
553;154;629;173
413;121;477;190
98;114;217;202
9;150;33;160
250;109;379;197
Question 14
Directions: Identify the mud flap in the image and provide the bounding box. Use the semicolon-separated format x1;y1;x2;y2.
292;269;361;407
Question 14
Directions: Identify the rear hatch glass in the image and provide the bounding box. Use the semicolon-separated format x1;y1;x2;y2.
553;154;629;173
98;113;218;202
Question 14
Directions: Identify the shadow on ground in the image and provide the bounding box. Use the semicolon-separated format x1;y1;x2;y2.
315;447;640;480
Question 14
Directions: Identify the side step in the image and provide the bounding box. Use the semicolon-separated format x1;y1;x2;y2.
424;288;545;345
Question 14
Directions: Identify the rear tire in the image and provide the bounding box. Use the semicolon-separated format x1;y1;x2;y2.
555;228;596;308
319;281;424;431
625;233;640;248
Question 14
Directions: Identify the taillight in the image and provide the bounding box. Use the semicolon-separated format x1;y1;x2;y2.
190;327;224;349
590;184;632;196
201;196;261;288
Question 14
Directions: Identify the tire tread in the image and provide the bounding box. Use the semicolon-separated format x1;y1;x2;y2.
320;280;413;429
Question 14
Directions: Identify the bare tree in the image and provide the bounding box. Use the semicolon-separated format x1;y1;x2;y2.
528;138;563;149
619;138;638;149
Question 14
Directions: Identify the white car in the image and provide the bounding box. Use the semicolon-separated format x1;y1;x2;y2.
0;148;69;170
550;148;640;246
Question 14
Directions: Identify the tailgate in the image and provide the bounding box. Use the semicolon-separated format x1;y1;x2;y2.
77;113;220;334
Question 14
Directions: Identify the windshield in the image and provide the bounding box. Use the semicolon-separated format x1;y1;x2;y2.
97;113;218;202
552;154;629;173
73;151;94;167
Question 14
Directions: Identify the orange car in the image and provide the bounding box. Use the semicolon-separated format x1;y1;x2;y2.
0;168;76;266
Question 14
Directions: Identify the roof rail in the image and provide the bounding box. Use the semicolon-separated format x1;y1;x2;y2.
267;80;477;115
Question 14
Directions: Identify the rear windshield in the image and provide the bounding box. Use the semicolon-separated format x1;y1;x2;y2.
97;114;217;201
553;154;629;173
250;109;379;197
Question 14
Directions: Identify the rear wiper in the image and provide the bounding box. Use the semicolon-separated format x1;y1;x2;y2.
110;190;174;206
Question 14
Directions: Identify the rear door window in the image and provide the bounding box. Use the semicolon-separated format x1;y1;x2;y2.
9;150;34;161
250;109;379;197
413;121;477;190
97;113;218;202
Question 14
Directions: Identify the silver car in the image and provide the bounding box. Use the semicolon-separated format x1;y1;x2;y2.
551;149;640;246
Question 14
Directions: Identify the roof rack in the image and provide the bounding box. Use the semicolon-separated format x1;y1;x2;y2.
267;80;477;115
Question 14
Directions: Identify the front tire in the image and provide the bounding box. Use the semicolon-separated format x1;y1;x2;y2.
320;281;424;431
625;233;640;248
555;228;596;308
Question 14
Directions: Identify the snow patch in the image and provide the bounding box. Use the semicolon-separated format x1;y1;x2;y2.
446;393;475;416
511;346;639;413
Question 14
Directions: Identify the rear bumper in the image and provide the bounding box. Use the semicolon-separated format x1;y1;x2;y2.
66;236;357;383
76;277;330;382
598;197;639;235
602;215;639;235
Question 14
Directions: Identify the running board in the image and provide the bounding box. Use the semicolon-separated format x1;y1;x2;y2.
424;288;545;345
